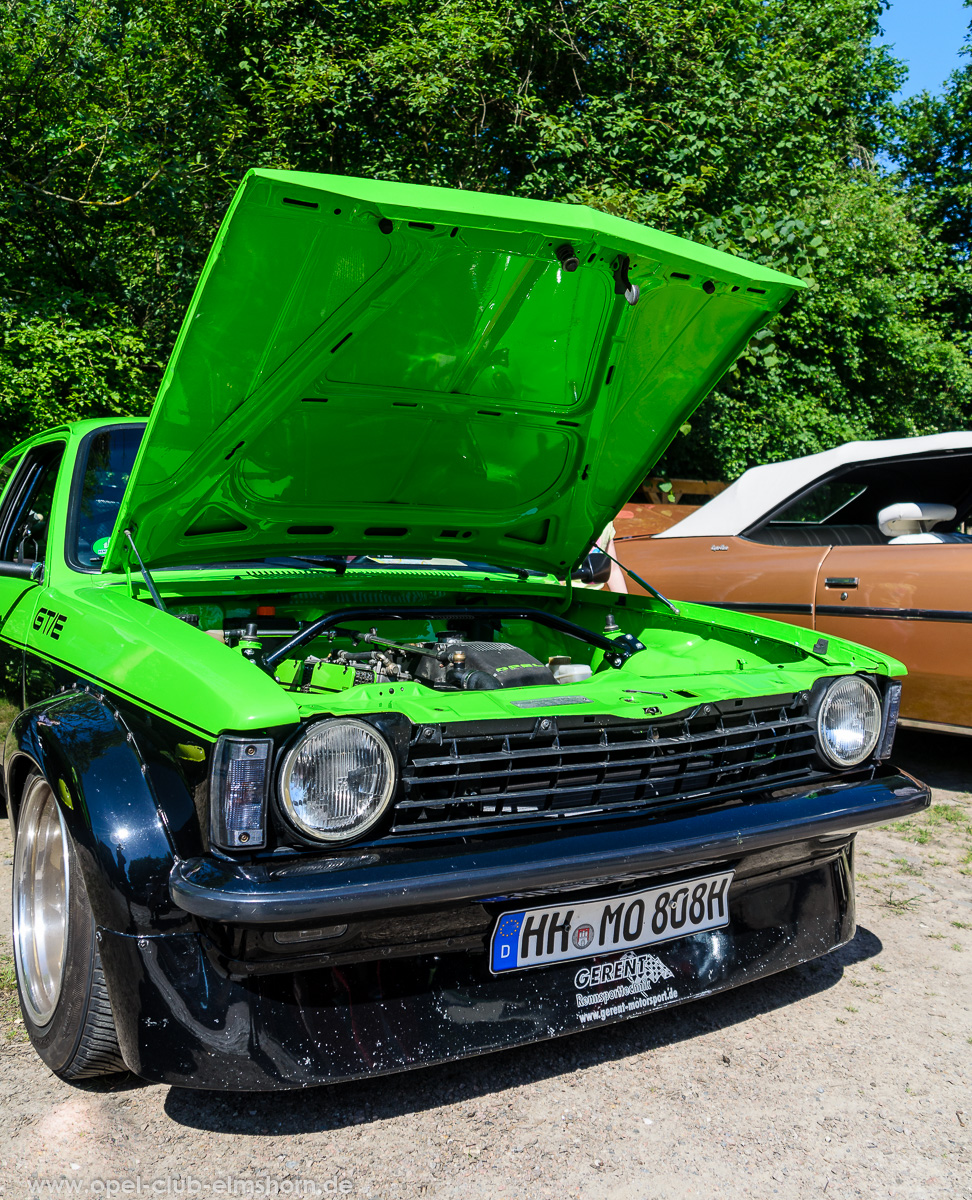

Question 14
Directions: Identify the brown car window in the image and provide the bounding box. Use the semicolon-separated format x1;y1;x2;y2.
770;479;868;524
754;451;972;537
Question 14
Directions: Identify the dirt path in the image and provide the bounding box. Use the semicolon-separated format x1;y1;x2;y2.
1;729;969;1200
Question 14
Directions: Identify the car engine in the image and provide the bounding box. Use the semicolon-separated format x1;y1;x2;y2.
310;630;558;691
212;603;627;693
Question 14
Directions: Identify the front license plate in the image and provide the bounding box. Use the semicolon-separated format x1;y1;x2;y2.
489;870;734;974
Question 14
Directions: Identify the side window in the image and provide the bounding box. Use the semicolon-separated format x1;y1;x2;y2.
0;444;66;567
769;478;867;525
70;426;144;570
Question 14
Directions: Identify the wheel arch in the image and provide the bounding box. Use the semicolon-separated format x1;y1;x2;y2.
5;690;196;935
5;749;38;833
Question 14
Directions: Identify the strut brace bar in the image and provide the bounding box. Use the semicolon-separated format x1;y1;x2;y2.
262;606;645;672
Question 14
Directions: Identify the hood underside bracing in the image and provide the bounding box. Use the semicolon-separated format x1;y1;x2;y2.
103;170;801;576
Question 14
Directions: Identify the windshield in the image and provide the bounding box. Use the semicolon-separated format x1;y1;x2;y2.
72;426;145;569
72;427;549;578
768;479;868;525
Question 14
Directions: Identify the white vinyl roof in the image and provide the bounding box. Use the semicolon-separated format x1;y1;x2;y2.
654;431;972;539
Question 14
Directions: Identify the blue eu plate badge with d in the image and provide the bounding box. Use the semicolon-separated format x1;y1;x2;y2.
491;911;526;971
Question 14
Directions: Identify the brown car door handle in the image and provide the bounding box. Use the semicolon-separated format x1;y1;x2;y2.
824;577;858;588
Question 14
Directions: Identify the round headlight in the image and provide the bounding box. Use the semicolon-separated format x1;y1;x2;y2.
815;677;882;768
279;718;396;842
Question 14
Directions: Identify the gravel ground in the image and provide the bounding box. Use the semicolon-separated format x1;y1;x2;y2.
0;728;969;1200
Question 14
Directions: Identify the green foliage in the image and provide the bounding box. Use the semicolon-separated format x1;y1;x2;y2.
0;301;158;444
680;173;972;478
880;14;972;382
0;0;969;473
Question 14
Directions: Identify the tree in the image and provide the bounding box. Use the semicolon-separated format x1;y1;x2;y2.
1;0;968;475
879;8;972;398
673;173;972;479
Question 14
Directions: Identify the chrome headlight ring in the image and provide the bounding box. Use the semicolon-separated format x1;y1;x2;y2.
278;717;397;843
813;676;883;769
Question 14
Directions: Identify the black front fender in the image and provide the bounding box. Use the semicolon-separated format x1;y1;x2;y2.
5;690;198;935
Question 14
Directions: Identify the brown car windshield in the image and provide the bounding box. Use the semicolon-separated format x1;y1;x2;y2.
751;451;972;545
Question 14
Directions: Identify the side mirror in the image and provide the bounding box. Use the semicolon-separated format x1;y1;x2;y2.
0;561;38;580
571;549;612;585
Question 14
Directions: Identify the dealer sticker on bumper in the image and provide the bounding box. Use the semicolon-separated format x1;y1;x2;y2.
489;869;733;974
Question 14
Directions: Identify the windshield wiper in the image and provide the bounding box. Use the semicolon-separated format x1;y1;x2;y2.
348;556;537;579
484;564;532;579
265;556;348;574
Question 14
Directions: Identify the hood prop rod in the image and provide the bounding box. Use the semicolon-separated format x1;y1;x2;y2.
123;530;166;612
263;606;640;673
598;546;680;617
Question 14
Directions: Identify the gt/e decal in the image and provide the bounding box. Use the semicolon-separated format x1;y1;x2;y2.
34;608;67;640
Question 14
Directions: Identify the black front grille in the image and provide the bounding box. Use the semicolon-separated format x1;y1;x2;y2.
392;695;824;835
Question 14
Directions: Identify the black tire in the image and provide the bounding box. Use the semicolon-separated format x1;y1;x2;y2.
12;772;125;1079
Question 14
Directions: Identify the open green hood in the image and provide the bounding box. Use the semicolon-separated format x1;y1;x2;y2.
104;170;802;576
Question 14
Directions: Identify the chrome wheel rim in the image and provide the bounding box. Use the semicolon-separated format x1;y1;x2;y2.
13;777;70;1027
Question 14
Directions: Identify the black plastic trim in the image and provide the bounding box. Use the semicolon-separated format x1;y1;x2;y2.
816;605;972;623
0;562;37;579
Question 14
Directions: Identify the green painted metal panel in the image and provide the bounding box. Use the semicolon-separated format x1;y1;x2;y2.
102;170;803;576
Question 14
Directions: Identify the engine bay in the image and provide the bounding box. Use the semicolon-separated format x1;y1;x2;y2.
230;607;620;694
164;592;656;695
161;575;816;707
279;629;577;693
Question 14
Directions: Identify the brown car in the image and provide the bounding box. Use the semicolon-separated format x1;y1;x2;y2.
617;433;972;735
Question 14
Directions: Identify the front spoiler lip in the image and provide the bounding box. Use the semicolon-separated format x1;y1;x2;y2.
169;768;929;926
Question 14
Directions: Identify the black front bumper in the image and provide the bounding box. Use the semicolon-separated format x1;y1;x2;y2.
99;769;927;1091
169;768;927;925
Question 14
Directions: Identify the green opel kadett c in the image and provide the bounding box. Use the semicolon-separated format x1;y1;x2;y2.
1;170;927;1089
